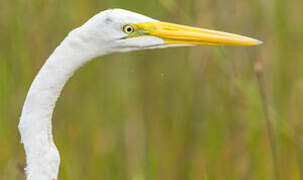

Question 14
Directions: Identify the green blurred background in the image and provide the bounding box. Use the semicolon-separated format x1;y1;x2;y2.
0;0;303;179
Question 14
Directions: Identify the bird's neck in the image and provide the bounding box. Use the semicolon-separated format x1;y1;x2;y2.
19;31;98;180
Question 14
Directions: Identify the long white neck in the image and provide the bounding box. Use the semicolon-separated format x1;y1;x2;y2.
18;29;101;180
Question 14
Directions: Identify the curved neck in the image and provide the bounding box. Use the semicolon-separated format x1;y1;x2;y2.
19;31;98;180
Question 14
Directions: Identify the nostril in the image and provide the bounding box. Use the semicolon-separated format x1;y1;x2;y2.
162;25;183;32
163;27;178;31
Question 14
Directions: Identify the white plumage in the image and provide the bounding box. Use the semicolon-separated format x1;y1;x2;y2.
18;9;261;180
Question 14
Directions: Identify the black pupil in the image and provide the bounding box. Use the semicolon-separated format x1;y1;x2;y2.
126;27;132;32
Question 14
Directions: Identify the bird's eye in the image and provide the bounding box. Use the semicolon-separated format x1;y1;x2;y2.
122;24;135;34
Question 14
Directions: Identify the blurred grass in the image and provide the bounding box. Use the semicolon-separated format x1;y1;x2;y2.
0;0;303;179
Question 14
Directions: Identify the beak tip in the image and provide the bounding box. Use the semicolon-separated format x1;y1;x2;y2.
249;38;263;46
255;39;263;45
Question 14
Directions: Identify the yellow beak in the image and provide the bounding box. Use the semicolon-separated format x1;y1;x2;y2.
137;22;262;46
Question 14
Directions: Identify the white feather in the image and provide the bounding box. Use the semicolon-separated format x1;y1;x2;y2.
18;8;185;180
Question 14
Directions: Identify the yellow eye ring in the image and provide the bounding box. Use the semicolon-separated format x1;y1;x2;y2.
122;24;135;34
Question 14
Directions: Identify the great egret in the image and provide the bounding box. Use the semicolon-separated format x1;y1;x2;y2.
18;8;262;180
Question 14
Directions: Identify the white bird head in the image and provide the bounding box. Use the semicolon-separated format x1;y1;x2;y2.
68;9;262;56
19;8;263;180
